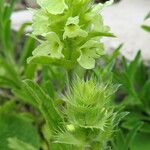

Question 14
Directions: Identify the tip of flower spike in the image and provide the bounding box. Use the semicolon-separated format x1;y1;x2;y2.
92;0;114;13
37;0;68;15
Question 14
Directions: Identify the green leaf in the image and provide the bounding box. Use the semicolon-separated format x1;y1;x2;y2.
114;51;143;103
19;37;36;65
125;122;143;148
12;85;38;107
109;44;123;61
140;80;150;114
112;122;143;150
25;64;37;79
15;22;32;45
111;130;125;150
41;66;56;98
122;111;150;133
127;51;141;81
141;25;150;32
3;19;11;50
144;11;150;20
8;138;37;150
134;61;147;88
114;72;131;94
0;75;20;89
87;31;116;38
130;132;150;150
54;130;85;146
0;59;21;88
22;80;63;130
0;101;16;114
0;113;40;150
27;56;75;70
2;0;16;19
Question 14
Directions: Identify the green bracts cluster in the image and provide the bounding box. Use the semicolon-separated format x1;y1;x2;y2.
54;78;119;149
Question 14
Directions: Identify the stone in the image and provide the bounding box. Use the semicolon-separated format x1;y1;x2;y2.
102;0;150;63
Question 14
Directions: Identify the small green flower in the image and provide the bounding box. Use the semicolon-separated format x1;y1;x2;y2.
32;9;50;35
66;124;75;132
63;16;88;39
85;0;113;32
37;0;68;15
77;40;104;69
32;32;64;59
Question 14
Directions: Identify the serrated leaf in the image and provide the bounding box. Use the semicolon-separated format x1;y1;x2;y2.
22;80;63;131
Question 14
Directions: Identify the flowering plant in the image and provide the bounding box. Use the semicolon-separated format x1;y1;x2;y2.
0;0;125;150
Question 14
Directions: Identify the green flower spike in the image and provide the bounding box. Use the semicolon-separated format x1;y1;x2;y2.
32;32;64;59
77;40;104;69
32;9;49;35
37;0;68;15
30;0;114;70
63;16;88;39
